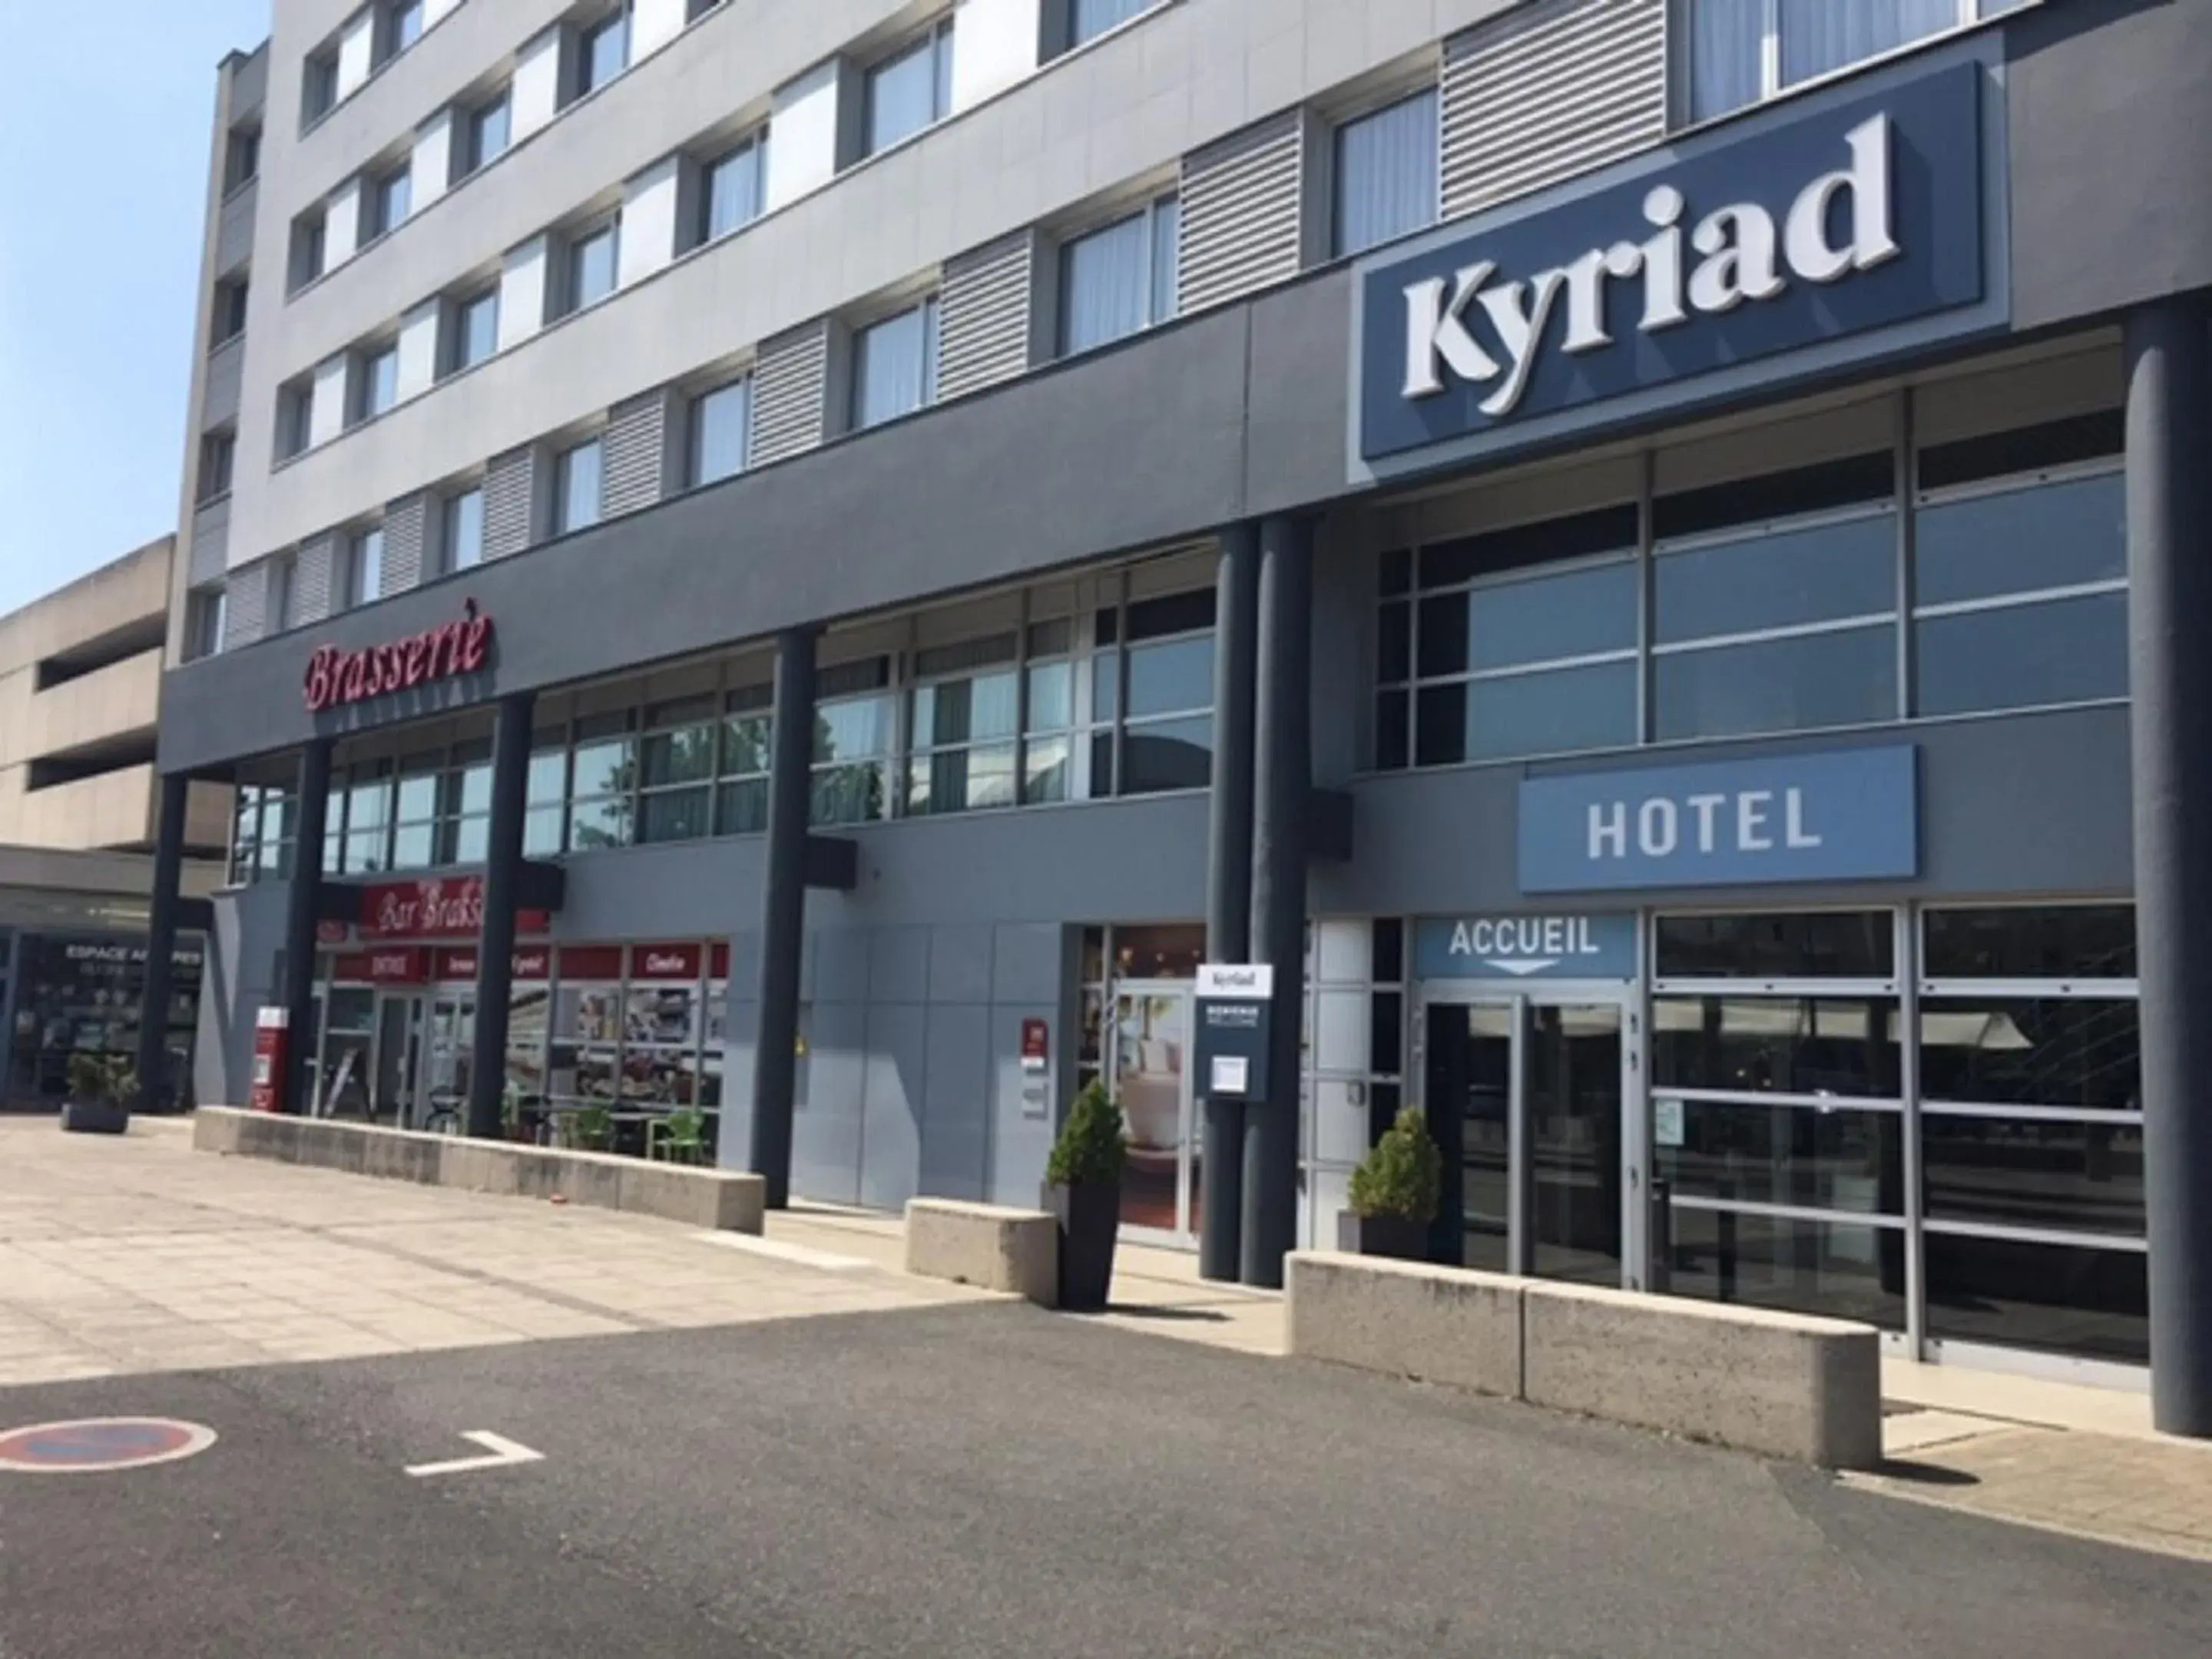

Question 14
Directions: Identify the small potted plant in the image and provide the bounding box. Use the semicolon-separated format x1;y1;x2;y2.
60;1053;135;1137
1045;1080;1128;1311
1339;1106;1441;1261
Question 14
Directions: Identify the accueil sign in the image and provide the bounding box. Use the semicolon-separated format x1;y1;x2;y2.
1356;61;1990;467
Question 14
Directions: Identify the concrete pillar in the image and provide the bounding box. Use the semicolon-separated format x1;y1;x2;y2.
1200;524;1260;1283
280;740;334;1117
1240;514;1313;1289
2126;296;2212;1436
750;626;819;1207
468;693;535;1141
134;771;192;1111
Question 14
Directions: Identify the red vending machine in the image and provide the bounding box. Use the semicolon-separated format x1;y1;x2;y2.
248;1007;289;1113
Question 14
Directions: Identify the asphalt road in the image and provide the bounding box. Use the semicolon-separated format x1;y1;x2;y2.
2;1300;2207;1659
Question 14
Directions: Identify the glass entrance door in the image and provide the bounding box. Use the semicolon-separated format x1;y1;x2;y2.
1110;983;1196;1240
370;993;425;1127
422;994;476;1129
1424;997;1628;1285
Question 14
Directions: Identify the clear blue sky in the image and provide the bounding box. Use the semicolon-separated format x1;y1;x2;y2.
0;2;272;616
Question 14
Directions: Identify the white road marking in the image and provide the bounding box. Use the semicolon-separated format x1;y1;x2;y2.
690;1232;873;1271
404;1431;545;1479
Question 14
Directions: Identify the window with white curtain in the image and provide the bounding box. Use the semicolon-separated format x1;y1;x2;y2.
863;18;955;156
1332;88;1439;259
1683;0;2022;124
555;438;604;534
851;299;940;431
1058;197;1178;357
1068;0;1151;48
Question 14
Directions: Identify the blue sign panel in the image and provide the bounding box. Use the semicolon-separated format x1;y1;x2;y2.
1415;913;1639;982
1356;60;1989;467
1520;747;1918;894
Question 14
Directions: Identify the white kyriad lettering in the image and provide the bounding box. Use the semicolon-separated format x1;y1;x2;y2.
1404;113;1899;415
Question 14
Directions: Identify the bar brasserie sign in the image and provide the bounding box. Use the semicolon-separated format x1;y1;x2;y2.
303;599;493;712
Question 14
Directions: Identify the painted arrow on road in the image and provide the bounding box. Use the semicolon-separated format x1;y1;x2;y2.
404;1431;545;1479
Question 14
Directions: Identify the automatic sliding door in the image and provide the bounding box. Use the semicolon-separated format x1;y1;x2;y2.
1527;1003;1624;1286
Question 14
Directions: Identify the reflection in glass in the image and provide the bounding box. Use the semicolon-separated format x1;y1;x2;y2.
1922;906;2134;981
1120;716;1211;794
1465;659;1638;763
1528;1003;1623;1286
1470;561;1638;670
1922;1114;2144;1237
1655;512;1896;643
1914;472;2125;607
1653;996;1902;1098
1662;1208;1906;1329
1656;911;1894;979
1918;998;2140;1111
1926;1232;2147;1364
1780;0;1956;89
639;788;711;844
1654;623;1897;740
1112;991;1188;1233
1126;636;1214;718
1657;1097;1902;1212
1916;593;2128;717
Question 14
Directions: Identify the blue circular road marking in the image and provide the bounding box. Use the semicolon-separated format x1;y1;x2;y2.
0;1418;217;1474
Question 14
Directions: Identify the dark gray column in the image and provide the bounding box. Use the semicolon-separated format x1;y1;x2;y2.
750;625;818;1209
2126;297;2212;1437
1199;524;1261;1283
134;771;192;1112
468;692;536;1141
1241;514;1313;1290
280;739;334;1117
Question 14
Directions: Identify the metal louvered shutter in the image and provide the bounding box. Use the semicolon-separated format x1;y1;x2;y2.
602;390;673;518
937;232;1036;402
221;561;268;649
483;447;536;559
381;495;429;594
293;535;336;624
1441;0;1667;222
750;322;830;466
1177;111;1307;316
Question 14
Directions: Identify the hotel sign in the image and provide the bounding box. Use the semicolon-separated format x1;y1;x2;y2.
303;598;494;713
1354;60;1994;472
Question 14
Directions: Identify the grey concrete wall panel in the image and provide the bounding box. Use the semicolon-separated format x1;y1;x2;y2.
216;180;259;277
196;882;287;1108
988;1004;1059;1205
929;923;995;1005
1316;705;2134;919
381;493;429;595
816;926;873;1003
482;447;536;560
223;559;270;650
1307;519;1372;786
938;232;1039;402
793;1000;866;1205
1441;0;1665;220
229;43;268;120
190;500;233;587
293;535;336;624
869;927;931;1005
602;390;673;519
204;337;246;432
921;1004;992;1202
2005;0;2212;333
750;323;830;466
1178;111;1306;316
1242;270;1356;518
860;1002;929;1210
991;922;1062;1004
714;995;759;1173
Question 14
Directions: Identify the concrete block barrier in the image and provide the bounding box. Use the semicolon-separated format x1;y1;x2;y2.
192;1108;766;1233
1286;1251;1524;1399
1282;1250;1882;1469
903;1198;1058;1306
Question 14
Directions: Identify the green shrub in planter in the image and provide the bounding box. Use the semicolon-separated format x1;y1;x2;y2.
1343;1106;1441;1260
1046;1080;1127;1310
61;1052;136;1137
1046;1080;1128;1187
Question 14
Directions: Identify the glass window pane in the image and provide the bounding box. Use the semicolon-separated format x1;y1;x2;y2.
1465;659;1637;762
865;33;939;153
722;714;772;777
1125;636;1214;718
853;305;932;429
1025;734;1071;803
392;823;435;869
1689;0;1765;121
1417;591;1469;679
1657;513;1896;643
452;816;489;864
1377;688;1410;770
1333;89;1439;258
1664;1208;1906;1328
1071;0;1148;45
524;806;565;856
1413;684;1465;767
458;763;492;814
1652;995;1902;1097
1655;911;1895;979
815;697;890;763
1378;601;1411;684
1924;906;2135;981
570;793;633;849
1654;624;1898;741
558;440;603;532
1091;651;1120;720
444;489;485;570
907;743;1017;816
570;736;633;799
526;750;568;805
640;787;712;845
1658;1098;1902;1212
472;96;511;167
1922;1115;2144;1237
1151;197;1179;323
1915;472;2125;607
571;227;618;307
459;293;499;368
1061;211;1151;356
703;142;762;241
584;12;628;90
813;761;887;825
1471;561;1639;670
1919;998;2141;1111
642;724;717;787
717;777;769;835
1926;1233;2146;1364
1120;715;1211;794
692;381;750;485
1026;661;1073;732
1915;592;2128;717
1780;0;1957;88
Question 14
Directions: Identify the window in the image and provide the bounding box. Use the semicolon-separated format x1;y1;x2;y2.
1093;587;1216;796
699;136;765;244
1912;415;2127;719
442;487;485;572
277;382;314;459
813;660;895;825
577;8;631;99
214;279;250;344
270;554;297;632
357;342;400;421
863;19;955;156
1068;0;1151;49
1023;618;1075;803
451;286;500;373
1333;88;1439;258
292;213;327;290
1379;506;1641;770
554;438;604;534
438;739;494;864
718;686;773;834
851;298;939;431
345;528;385;608
189;588;227;661
525;740;568;856
384;0;425;59
391;752;441;869
1683;0;2017;124
639;697;719;845
336;766;395;874
197;432;236;503
1058;197;1178;356
566;220;620;312
223;125;260;192
689;379;750;487
906;635;1020;816
466;91;513;173
303;51;339;122
368;164;412;238
569;714;637;850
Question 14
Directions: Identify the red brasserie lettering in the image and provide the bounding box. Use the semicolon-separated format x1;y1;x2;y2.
299;604;498;712
402;635;428;686
459;611;492;673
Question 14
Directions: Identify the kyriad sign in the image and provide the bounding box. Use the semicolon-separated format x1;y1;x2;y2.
1356;60;1993;470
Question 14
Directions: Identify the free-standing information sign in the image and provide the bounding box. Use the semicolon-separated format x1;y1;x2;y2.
1192;964;1274;1102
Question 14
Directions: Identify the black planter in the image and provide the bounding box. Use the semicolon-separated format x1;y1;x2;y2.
60;1097;131;1136
1050;1181;1121;1310
1336;1210;1428;1261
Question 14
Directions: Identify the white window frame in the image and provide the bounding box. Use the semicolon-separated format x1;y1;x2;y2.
687;376;753;488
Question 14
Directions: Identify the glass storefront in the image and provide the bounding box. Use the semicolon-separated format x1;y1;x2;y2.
2;934;203;1108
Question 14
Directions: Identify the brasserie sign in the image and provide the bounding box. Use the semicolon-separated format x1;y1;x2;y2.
303;598;494;713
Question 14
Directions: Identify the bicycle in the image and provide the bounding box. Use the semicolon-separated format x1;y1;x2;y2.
419;1088;465;1136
